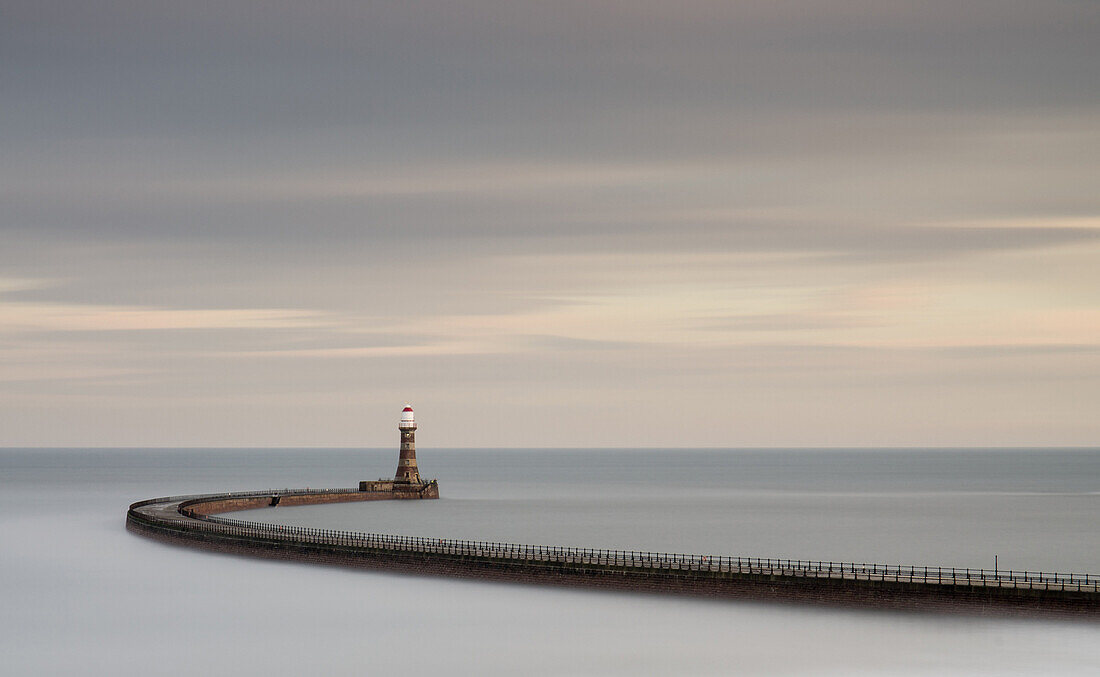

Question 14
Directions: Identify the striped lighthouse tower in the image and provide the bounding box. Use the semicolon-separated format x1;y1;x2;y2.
394;405;421;484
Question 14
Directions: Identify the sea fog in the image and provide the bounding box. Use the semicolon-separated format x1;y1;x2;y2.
2;448;1099;675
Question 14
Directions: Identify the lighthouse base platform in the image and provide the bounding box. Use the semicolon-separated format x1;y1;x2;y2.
359;479;439;499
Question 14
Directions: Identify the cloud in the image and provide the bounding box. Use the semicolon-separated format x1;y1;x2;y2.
224;342;495;359
1;1;1098;444
698;313;873;333
0;301;327;332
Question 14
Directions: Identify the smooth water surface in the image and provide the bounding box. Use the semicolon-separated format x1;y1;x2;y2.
2;448;1099;676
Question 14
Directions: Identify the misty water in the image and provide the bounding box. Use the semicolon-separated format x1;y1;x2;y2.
3;448;1099;675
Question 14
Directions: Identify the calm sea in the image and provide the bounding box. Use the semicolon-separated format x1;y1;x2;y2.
2;448;1099;675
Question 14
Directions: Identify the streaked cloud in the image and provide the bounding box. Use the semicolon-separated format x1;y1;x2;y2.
0;300;327;333
1;1;1097;445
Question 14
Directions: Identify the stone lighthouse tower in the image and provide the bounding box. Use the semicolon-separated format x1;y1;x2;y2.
394;405;421;484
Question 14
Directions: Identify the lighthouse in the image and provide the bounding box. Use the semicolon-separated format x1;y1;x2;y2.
358;405;437;497
394;405;421;484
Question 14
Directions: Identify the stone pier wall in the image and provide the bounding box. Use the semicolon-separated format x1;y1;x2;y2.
126;487;1098;620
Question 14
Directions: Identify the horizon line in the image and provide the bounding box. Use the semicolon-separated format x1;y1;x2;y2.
2;445;1097;451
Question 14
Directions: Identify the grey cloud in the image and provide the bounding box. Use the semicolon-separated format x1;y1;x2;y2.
5;327;430;350
5;197;1095;256
4;1;1097;144
2;1;1099;445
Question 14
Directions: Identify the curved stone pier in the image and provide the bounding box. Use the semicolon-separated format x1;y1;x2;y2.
127;487;1100;619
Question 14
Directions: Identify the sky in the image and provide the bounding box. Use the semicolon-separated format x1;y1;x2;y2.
1;1;1098;447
